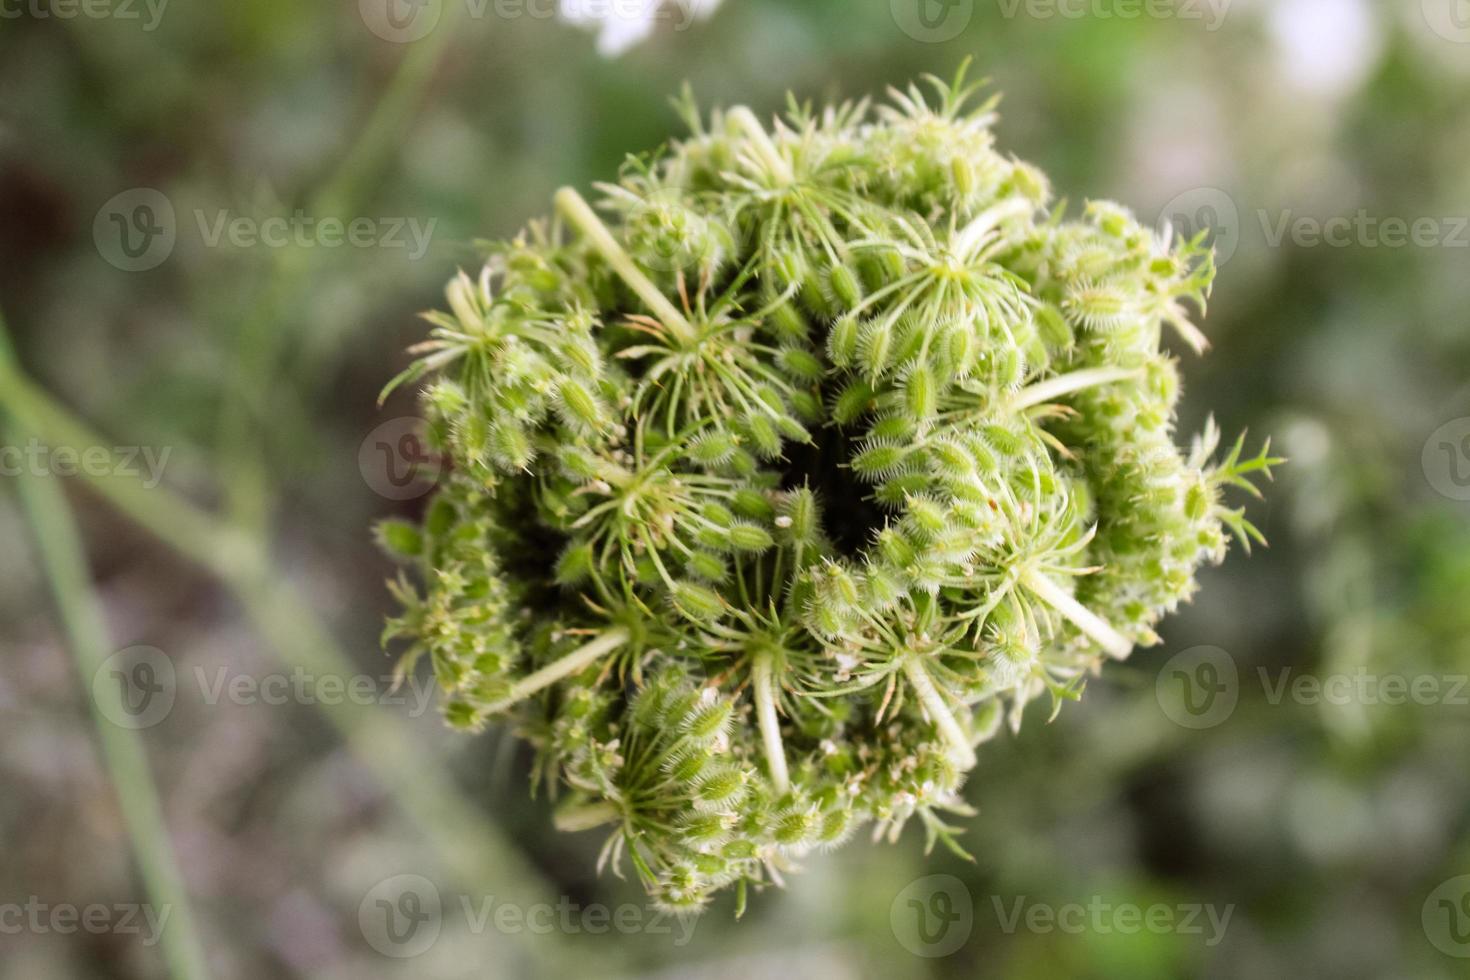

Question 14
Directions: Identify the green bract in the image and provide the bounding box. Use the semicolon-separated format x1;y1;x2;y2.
378;66;1278;914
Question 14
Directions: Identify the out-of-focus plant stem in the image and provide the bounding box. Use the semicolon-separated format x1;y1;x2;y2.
0;307;557;955
1;326;211;980
214;2;465;533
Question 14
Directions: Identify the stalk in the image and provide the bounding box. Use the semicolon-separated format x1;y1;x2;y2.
487;627;631;713
554;800;621;833
751;651;790;795
900;656;978;769
554;187;696;345
953;196;1033;257
1165;308;1210;354
1;310;208;980
1009;366;1142;412
725;106;794;185
0;311;561;956
0;370;243;565
10;435;212;980
216;3;465;532
1021;569;1133;660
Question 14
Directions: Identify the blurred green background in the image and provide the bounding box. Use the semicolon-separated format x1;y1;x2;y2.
3;0;1469;977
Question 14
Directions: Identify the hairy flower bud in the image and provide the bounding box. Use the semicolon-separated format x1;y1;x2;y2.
379;63;1277;912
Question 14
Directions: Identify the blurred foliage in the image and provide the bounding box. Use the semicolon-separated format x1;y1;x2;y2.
2;1;1469;978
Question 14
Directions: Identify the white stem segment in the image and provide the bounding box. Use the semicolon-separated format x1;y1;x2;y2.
553;799;620;833
553;187;695;345
751;652;790;795
1165;308;1210;354
901;656;978;770
725;106;794;185
953;196;1033;257
1009;366;1143;413
1022;570;1133;660
490;626;631;713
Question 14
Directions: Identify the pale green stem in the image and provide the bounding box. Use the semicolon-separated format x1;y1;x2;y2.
314;6;466;215
751;651;790;794
900;655;978;770
553;800;621;834
0;368;254;568
487;627;630;713
953;196;1034;257
1164;305;1210;354
11;472;213;980
215;4;465;531
725;106;794;185
0;316;559;938
1021;569;1134;660
1009;366;1142;413
1;330;210;980
554;187;695;345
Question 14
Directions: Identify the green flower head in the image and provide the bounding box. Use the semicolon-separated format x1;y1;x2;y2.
378;63;1279;914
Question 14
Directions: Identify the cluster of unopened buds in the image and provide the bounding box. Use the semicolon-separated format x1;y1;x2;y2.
376;65;1278;914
